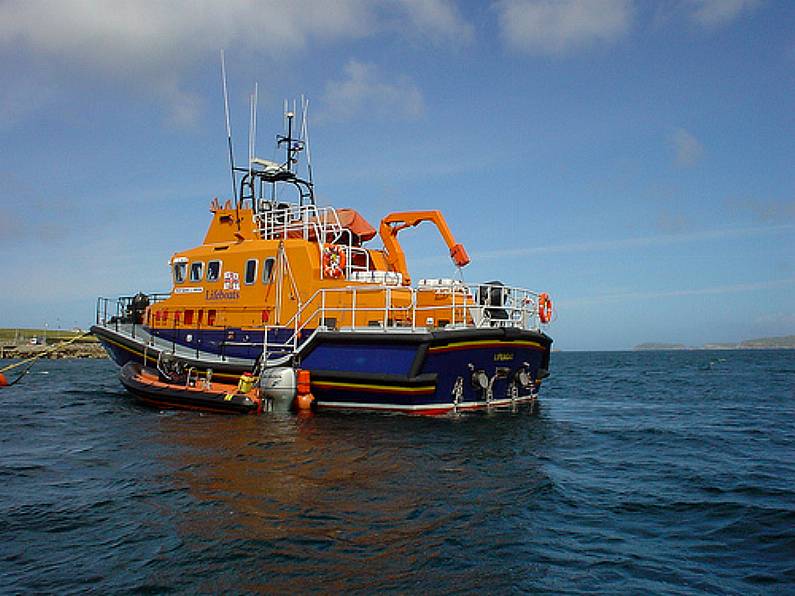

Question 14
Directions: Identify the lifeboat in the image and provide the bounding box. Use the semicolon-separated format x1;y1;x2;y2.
119;362;262;414
92;92;554;415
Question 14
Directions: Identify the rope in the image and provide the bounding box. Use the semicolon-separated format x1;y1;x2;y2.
5;359;39;386
0;331;92;374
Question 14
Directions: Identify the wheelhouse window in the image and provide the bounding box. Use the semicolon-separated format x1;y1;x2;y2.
207;260;222;282
190;262;203;283
245;259;257;285
173;262;186;284
262;257;275;284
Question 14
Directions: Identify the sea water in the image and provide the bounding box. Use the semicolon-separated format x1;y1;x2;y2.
0;351;793;593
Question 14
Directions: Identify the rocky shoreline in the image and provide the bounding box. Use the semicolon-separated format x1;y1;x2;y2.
0;342;108;360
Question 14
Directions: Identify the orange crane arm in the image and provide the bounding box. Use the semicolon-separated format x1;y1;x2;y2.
379;210;471;285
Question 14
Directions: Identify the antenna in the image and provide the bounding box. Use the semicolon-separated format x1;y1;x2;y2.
220;50;237;205
279;101;295;174
248;87;254;181
301;96;314;185
253;82;258;163
283;99;288;138
300;94;306;139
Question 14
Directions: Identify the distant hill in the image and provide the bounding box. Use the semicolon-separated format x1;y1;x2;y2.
634;343;689;351
739;335;795;349
635;335;795;351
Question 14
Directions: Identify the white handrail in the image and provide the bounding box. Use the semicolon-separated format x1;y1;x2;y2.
256;202;374;280
259;281;547;361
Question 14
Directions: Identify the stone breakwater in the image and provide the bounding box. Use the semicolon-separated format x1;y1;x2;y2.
0;342;107;360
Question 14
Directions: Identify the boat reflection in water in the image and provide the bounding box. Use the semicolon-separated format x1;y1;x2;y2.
146;409;551;591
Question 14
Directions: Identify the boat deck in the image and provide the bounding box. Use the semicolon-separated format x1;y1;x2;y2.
98;322;253;366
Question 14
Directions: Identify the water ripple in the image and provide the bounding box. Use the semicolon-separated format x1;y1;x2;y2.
0;353;793;593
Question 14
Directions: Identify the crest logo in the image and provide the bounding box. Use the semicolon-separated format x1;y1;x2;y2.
223;271;240;291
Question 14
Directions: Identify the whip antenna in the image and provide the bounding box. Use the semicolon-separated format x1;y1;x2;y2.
301;95;314;185
248;88;254;181
220;50;237;205
253;82;258;166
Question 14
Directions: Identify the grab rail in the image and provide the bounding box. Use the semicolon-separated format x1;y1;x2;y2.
95;281;547;362
264;281;545;358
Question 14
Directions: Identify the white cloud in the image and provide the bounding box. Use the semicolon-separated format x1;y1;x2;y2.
725;197;795;222
687;0;761;27
412;222;795;267
560;277;795;307
473;223;795;260
322;60;424;122
0;0;467;126
0;0;379;126
671;127;704;167
0;1;376;67
397;0;474;45
496;0;632;55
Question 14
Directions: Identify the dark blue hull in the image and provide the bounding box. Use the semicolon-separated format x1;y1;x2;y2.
92;325;552;413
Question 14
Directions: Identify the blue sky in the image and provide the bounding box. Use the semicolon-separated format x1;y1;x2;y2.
0;0;793;350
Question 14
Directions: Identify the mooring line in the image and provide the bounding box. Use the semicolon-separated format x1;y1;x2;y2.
0;332;92;387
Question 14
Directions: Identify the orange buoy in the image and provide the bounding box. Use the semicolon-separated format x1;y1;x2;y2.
297;369;311;394
0;372;7;387
295;369;314;410
296;392;314;410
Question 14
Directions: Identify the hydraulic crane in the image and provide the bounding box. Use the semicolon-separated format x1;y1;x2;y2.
379;210;471;285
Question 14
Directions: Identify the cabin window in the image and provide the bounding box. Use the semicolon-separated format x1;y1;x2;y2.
173;262;186;284
207;260;222;282
184;310;194;325
245;259;257;285
262;257;275;284
207;309;216;326
190;262;203;282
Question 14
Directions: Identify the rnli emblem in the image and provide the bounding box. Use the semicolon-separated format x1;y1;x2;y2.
223;271;240;291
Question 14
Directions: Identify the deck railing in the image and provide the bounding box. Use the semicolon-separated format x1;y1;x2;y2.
96;281;546;362
255;202;370;278
256;202;342;242
264;281;545;358
96;294;170;328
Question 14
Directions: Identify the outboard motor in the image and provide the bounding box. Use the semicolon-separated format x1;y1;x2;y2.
479;281;508;321
259;367;297;411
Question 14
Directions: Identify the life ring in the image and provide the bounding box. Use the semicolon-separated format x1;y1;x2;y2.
322;245;346;279
538;292;553;324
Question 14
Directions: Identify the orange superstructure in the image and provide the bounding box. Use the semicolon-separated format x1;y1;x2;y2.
145;201;475;334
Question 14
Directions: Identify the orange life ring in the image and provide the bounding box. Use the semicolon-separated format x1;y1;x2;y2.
538;292;553;324
322;245;346;279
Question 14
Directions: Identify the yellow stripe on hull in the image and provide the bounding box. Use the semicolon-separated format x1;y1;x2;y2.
428;339;544;353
